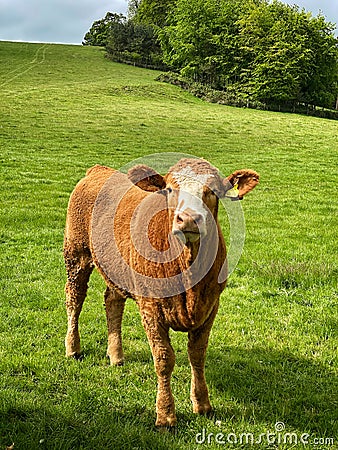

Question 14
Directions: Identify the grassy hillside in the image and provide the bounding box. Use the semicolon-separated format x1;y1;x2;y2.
0;41;337;449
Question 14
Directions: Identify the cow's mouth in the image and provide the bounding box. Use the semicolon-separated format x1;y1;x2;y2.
173;229;200;244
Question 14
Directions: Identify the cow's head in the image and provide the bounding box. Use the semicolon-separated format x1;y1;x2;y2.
128;158;259;244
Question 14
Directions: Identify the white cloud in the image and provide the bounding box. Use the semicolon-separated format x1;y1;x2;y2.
0;0;128;44
0;0;336;44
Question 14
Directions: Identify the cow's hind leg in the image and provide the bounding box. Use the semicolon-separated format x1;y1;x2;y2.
105;287;126;366
64;246;93;359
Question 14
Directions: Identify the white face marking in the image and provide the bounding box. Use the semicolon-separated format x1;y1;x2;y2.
172;166;213;187
172;166;213;221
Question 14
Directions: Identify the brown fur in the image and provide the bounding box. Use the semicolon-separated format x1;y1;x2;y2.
127;164;166;192
63;159;259;427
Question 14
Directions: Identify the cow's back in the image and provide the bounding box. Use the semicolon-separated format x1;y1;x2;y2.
64;165;115;253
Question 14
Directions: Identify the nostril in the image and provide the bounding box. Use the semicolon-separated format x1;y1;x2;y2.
175;214;184;224
174;212;203;229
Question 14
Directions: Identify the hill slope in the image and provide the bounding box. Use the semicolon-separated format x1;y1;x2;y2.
0;42;337;449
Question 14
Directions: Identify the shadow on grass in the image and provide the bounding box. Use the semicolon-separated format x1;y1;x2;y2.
0;404;182;450
1;345;336;449
207;346;338;437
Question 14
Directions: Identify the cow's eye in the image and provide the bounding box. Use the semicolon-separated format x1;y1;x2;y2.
167;187;173;194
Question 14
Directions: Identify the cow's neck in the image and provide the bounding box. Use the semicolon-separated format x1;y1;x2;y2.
184;230;220;325
183;241;199;265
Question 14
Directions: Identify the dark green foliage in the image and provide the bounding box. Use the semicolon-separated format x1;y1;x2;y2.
83;10;165;69
157;72;338;119
106;18;165;70
236;1;338;109
158;0;338;110
83;12;125;47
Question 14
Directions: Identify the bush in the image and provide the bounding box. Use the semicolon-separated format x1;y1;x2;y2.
157;72;338;119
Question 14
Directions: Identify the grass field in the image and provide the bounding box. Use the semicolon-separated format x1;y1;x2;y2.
0;41;337;449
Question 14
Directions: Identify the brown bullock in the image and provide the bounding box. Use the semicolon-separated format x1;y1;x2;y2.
63;158;259;427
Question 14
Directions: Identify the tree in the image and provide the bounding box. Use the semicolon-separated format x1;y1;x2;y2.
128;0;142;19
135;0;176;27
237;0;338;107
159;0;243;86
106;14;164;68
158;0;338;109
299;13;338;108
85;1;338;111
106;14;129;53
83;12;125;47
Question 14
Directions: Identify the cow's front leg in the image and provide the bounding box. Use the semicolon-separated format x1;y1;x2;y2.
140;309;176;427
188;306;218;415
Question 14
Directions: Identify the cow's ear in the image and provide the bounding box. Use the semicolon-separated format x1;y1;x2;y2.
127;164;166;192
223;169;259;200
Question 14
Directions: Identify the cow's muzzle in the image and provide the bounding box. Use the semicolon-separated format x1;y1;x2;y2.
172;211;205;243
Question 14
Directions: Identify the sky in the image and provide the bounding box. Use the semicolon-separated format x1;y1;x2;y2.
0;0;337;45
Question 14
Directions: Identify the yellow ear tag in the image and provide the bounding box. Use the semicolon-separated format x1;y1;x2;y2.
225;181;239;199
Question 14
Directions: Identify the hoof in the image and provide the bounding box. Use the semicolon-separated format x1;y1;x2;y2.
156;424;177;434
66;351;83;361
107;355;125;366
71;352;83;361
155;415;177;429
193;404;212;415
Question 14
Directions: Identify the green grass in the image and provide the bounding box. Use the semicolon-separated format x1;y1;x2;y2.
0;41;337;449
